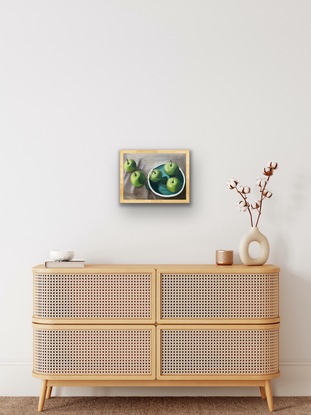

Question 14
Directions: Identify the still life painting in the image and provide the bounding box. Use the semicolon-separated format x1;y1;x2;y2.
120;150;190;204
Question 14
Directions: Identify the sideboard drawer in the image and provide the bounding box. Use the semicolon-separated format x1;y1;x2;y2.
33;271;155;323
158;325;279;379
158;272;279;323
33;324;155;379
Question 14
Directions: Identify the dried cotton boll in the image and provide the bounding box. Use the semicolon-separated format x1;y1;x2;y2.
263;167;273;176
226;178;239;189
242;186;250;194
238;185;250;194
256;178;266;188
268;162;278;169
237;200;249;211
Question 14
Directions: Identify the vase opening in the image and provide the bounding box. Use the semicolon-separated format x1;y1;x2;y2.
248;241;261;259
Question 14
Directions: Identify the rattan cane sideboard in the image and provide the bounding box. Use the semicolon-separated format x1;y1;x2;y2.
32;264;280;412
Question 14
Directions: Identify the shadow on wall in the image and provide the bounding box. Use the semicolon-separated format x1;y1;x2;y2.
273;233;311;361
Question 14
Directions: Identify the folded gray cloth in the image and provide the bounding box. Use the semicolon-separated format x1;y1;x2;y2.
123;159;153;200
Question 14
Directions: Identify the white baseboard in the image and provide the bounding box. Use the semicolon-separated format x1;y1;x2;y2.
1;362;310;397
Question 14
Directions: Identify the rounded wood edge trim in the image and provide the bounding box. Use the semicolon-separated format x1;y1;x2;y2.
32;266;157;273
32;317;156;325
32;373;280;383
157;323;280;330
32;323;156;330
156;318;280;325
32;264;280;273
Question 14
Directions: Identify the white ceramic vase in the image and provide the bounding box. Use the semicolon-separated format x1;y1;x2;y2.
239;227;270;266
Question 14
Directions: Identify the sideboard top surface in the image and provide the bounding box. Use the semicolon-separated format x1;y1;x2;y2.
33;264;279;274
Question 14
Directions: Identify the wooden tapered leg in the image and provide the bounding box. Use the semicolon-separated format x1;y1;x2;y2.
46;386;53;399
265;380;274;412
38;380;48;412
260;386;266;400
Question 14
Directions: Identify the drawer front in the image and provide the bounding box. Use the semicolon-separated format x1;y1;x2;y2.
34;272;155;323
33;325;155;379
158;272;279;323
158;325;279;379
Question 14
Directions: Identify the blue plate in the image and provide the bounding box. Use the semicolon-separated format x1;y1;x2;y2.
147;163;185;198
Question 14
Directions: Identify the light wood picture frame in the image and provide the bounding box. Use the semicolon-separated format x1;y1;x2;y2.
120;150;190;204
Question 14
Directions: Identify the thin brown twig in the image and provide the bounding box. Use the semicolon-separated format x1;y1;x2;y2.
236;189;254;227
255;176;270;227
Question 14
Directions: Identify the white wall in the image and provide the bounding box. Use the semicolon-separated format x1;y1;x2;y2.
0;0;310;396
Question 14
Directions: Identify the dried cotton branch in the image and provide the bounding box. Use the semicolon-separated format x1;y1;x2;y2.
227;162;278;227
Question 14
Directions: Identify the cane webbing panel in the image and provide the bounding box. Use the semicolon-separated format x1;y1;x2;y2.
34;273;152;319
160;328;279;376
160;273;278;320
34;328;152;376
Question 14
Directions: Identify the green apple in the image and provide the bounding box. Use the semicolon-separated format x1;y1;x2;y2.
124;159;137;173
130;171;146;187
164;160;178;176
166;177;181;193
150;168;162;183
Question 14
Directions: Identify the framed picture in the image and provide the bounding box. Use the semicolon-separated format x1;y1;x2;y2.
120;150;190;204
